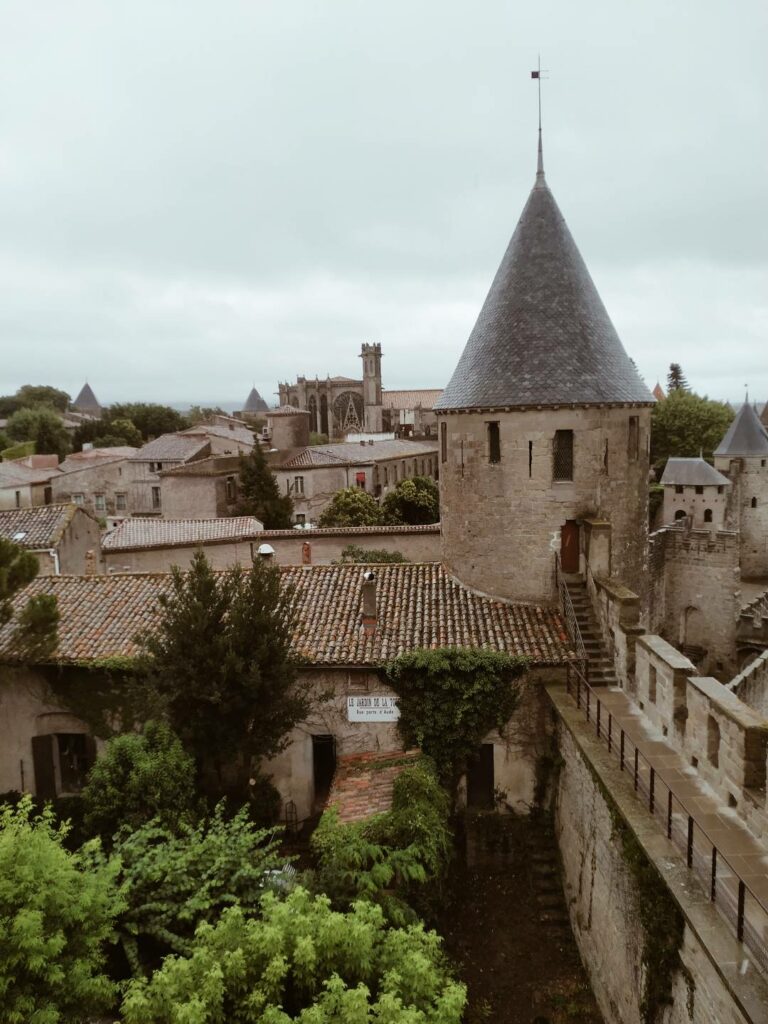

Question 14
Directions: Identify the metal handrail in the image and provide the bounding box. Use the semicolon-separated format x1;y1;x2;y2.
554;554;589;684
566;672;768;975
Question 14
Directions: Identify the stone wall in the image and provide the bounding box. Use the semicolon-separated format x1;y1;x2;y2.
647;525;741;678
160;470;238;519
56;509;102;574
438;405;651;603
553;689;765;1024
635;638;768;844
714;456;768;579
52;458;133;519
729;650;768;718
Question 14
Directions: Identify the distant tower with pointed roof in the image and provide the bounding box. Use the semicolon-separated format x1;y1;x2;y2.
713;400;768;577
435;129;654;602
72;382;102;417
242;386;269;415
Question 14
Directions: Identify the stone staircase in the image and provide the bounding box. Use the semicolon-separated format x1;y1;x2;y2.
564;577;618;688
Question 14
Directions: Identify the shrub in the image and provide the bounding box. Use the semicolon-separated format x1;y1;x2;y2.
82;721;197;845
334;544;410;564
114;803;286;974
0;796;122;1023
382;475;440;525
121;888;466;1023
318;487;383;527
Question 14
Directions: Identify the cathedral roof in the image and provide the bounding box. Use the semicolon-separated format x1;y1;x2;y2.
714;401;768;458
435;145;653;411
72;382;101;414
243;387;269;414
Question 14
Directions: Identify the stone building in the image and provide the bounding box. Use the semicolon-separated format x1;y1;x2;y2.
269;438;439;525
127;434;212;516
235;386;269;418
71;382;102;419
52;446;138;520
435;134;654;604
0;457;59;510
278;342;441;439
713;400;768;578
102;516;264;573
660;457;731;531
0;504;101;575
158;455;242;519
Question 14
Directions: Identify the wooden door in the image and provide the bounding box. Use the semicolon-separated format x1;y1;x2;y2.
561;520;580;573
466;743;495;809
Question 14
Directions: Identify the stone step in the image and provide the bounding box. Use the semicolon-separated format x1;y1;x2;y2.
536;893;565;910
540;910;571;926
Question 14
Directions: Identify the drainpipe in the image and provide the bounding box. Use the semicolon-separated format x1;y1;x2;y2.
49;549;60;576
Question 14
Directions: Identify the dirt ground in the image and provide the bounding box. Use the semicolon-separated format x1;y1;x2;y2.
432;815;604;1024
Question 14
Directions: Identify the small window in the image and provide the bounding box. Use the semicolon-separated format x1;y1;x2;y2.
14;490;21;508
356;472;366;489
294;476;304;495
56;734;92;794
487;421;501;464
628;416;639;461
704;508;713;523
94;493;106;512
751;497;758;508
695;485;703;495
296;513;306;525
383;467;388;486
603;439;609;474
707;715;720;768
72;493;84;506
762;460;766;467
440;422;447;464
115;492;127;511
717;485;723;494
225;476;236;502
648;664;657;704
528;441;533;477
674;509;686;521
552;430;574;481
44;486;53;505
675;485;684;495
151;486;161;510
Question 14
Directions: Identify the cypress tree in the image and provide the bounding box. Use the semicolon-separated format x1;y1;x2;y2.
666;363;689;392
233;445;293;528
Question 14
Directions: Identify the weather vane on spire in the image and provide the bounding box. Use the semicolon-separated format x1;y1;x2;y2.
531;56;549;179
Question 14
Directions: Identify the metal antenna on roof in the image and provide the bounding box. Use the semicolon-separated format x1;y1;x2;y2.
531;56;548;182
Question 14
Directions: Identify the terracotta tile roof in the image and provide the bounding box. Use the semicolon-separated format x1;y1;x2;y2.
327;750;422;823
382;389;443;410
274;439;437;469
159;455;241;478
0;563;574;667
0;504;79;549
58;448;137;473
130;435;210;463
102;516;265;551
257;523;440;539
0;462;60;487
181;424;255;447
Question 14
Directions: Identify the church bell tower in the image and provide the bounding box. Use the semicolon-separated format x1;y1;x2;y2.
361;342;383;433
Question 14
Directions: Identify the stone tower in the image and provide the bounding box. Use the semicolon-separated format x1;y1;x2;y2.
713;400;768;578
361;342;383;433
435;134;654;604
72;382;102;418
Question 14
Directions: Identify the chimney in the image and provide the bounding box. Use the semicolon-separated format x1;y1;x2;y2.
302;541;312;565
257;543;276;561
84;549;97;575
360;570;377;634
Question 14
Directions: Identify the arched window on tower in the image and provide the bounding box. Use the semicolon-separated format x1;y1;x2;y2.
674;509;686;521
704;509;713;523
751;496;758;508
552;430;574;482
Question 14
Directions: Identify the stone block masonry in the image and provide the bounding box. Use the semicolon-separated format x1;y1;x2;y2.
549;683;768;1024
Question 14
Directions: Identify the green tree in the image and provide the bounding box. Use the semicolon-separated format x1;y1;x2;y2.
233;445;294;528
0;538;59;659
108;402;189;440
6;406;70;459
82;721;197;846
0;796;122;1023
382;476;440;525
114;804;285;974
186;405;227;423
121;888;466;1024
309;431;329;445
93;416;143;448
386;648;528;795
17;384;71;412
334;544;409;564
0;538;39;626
650;389;733;475
136;552;308;795
666;363;689;393
318;486;383;527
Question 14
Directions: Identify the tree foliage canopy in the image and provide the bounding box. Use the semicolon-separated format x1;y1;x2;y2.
666;363;689;393
121;888;466;1024
5;406;70;459
382;476;439;525
386;648;528;790
233;445;294;529
136;552;307;792
0;385;70;417
334;545;409;564
650;389;733;474
0;538;59;658
318;487;383;527
0;796;122;1024
82;721;197;846
114;804;285;975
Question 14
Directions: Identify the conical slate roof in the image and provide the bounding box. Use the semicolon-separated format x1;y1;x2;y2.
72;382;101;414
243;387;268;414
714;401;768;458
435;149;653;411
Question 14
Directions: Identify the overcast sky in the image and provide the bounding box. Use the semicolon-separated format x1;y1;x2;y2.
0;1;766;409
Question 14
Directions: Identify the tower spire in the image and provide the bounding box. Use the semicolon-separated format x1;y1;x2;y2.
531;56;546;183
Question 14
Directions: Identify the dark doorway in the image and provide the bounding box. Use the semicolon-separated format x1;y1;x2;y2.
467;743;495;809
312;734;336;808
561;520;580;573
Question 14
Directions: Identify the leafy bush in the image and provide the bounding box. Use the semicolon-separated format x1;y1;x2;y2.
114;803;286;974
386;648;528;790
382;475;440;525
121;887;466;1023
0;795;122;1023
82;721;197;845
318;486;383;527
650;389;733;475
312;758;451;918
334;544;410;564
6;405;70;459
